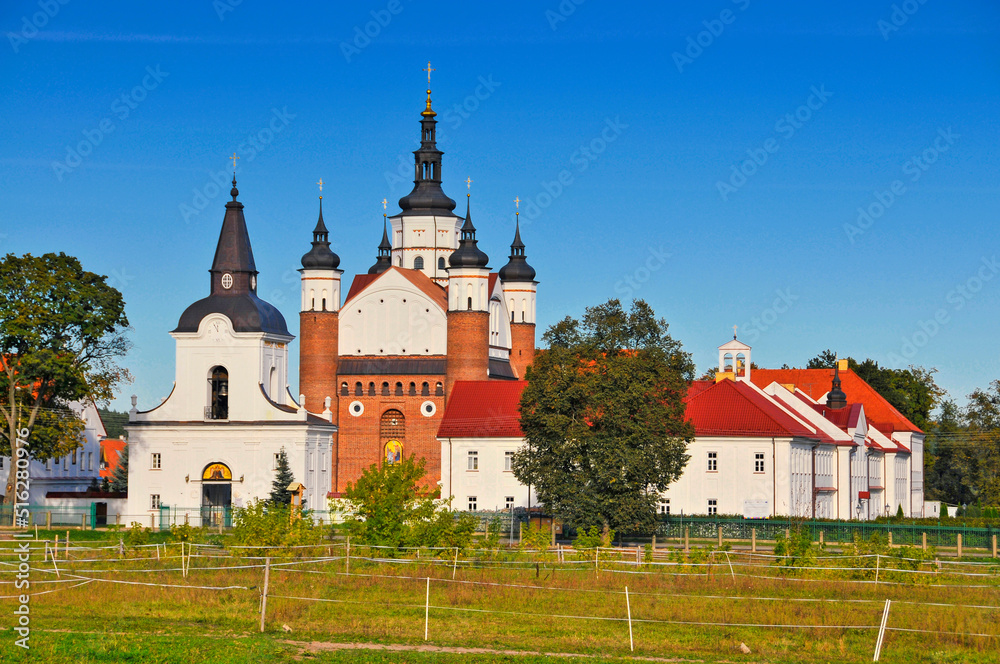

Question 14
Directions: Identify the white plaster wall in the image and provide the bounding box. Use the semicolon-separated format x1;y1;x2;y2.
389;213;463;283
501;283;537;325
340;270;446;356
439;436;536;511
300;270;342;313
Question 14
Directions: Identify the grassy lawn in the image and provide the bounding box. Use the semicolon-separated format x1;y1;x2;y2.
1;539;997;663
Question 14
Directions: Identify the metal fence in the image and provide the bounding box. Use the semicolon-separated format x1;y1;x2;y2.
655;516;999;549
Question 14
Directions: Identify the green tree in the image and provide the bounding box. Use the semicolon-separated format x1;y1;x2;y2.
925;400;974;505
110;444;129;493
0;253;130;513
806;349;838;369
960;380;1000;506
268;449;296;505
513;299;694;537
98;408;129;439
342;455;431;550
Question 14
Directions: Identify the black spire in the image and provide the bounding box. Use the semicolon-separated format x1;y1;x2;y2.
449;194;489;269
209;175;258;295
173;174;290;336
498;211;536;282
397;85;458;217
300;198;341;270
826;363;848;410
368;214;393;274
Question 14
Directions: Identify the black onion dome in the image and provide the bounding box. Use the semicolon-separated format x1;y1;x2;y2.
174;177;290;336
300;199;340;269
448;196;489;269
397;88;460;218
498;218;536;282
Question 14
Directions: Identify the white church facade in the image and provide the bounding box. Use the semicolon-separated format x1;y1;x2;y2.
125;177;336;526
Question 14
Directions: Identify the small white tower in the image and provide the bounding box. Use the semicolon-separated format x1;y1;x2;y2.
718;330;752;381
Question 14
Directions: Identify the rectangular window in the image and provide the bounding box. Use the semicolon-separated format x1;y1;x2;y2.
72;449;77;465
0;457;3;469
754;453;765;473
88;452;94;471
46;459;52;471
707;451;717;472
150;494;161;510
150;453;161;470
658;499;670;515
273;453;281;470
505;496;515;510
468;496;477;511
63;456;68;471
708;499;718;516
504;450;514;471
467;450;479;471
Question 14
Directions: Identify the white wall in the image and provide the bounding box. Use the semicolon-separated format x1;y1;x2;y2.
440;436;536;511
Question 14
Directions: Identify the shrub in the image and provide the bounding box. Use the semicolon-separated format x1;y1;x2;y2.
168;522;203;543
573;525;614;551
126;522;150;548
230;500;324;556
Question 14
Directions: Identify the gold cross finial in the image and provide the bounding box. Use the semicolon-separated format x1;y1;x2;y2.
230;152;239;172
382;198;387;211
514;196;521;211
317;178;324;198
465;177;473;191
733;325;738;339
424;61;435;86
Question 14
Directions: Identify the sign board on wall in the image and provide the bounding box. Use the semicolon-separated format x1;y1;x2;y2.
743;499;770;519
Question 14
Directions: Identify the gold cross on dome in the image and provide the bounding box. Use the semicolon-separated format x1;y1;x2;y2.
317;178;324;193
230;152;239;172
382;198;387;211
424;61;435;86
465;177;473;191
514;196;521;210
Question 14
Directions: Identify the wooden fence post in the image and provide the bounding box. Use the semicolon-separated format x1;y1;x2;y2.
45;512;51;529
684;527;690;553
888;532;893;548
717;526;723;548
259;557;270;632
751;528;756;553
922;532;927;551
819;530;824;546
992;534;997;559
957;533;962;558
651;534;656;550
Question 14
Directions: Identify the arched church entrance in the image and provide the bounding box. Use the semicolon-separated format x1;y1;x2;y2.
201;462;232;527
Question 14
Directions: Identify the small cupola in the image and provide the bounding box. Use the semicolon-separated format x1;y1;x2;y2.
368;213;393;275
826;361;848;410
498;207;536;282
448;193;489;269
300;191;340;270
717;330;751;381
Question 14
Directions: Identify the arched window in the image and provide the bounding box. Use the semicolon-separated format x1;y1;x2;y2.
413;256;424;270
341;382;349;396
438;257;445;270
735;353;747;377
723;353;734;374
435;382;444;396
380;409;405;465
209;366;229;420
322;298;327;311
368;382;376;396
394;382;404;396
467;297;473;311
381;382;390;396
355;382;363;396
408;382;416;396
421;382;430;396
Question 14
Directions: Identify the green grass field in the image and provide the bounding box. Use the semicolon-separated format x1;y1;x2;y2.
1;537;998;663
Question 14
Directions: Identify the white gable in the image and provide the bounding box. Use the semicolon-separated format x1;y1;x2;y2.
340;270;447;356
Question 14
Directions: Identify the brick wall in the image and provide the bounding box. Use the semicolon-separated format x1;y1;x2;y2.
509;322;536;379
335;372;446;492
445;310;489;397
299;311;339;414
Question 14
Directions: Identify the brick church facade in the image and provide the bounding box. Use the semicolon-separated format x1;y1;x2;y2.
297;84;538;494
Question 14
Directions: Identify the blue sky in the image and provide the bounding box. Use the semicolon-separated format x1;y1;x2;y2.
1;0;998;412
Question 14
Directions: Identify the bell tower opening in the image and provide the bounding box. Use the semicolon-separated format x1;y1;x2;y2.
209;366;229;419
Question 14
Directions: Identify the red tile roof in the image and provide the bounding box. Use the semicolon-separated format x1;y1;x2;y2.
343;267;448;311
437;380;527;438
751;369;922;434
684;379;817;438
99;438;126;479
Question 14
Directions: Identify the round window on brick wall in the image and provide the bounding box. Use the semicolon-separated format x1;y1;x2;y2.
349;401;364;417
420;401;436;417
